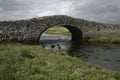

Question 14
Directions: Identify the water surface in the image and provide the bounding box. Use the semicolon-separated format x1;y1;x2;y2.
40;34;120;71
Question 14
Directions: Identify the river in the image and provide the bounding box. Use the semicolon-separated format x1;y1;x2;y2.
40;34;120;71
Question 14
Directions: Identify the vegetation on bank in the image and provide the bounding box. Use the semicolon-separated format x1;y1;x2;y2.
84;33;120;43
0;42;120;80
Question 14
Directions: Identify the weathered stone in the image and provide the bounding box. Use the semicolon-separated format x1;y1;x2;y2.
0;15;120;43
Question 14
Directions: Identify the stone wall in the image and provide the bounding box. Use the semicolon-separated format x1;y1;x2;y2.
0;15;120;43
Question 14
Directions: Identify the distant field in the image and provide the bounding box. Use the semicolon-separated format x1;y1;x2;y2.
45;26;71;35
84;33;120;43
0;42;120;80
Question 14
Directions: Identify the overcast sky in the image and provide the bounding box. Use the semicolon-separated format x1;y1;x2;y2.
0;0;120;24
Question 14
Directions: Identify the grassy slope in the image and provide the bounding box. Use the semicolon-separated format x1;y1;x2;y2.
0;42;120;80
85;33;120;43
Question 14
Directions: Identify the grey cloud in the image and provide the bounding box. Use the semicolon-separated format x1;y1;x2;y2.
67;0;120;24
0;0;58;20
0;0;120;24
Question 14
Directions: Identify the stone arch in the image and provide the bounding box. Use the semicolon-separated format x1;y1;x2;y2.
38;25;82;42
0;15;119;43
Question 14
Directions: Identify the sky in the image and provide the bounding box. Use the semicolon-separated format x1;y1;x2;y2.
0;0;120;24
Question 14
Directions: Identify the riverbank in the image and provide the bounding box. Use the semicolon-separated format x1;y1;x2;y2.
0;42;120;80
83;33;120;43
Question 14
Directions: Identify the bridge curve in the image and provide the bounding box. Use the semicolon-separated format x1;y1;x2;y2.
0;15;120;43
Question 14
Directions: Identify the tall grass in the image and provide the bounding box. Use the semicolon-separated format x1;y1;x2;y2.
0;42;120;80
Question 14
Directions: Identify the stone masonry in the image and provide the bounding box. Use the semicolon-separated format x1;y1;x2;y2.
0;15;120;43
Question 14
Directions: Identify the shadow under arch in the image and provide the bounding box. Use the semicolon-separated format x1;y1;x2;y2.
39;25;83;42
63;25;82;41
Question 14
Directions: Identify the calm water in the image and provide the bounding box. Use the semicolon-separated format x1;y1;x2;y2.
40;34;120;71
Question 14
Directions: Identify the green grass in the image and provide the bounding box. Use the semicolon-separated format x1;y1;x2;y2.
45;26;71;35
0;42;120;80
84;33;120;43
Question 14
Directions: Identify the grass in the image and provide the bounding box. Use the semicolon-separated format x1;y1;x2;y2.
45;26;71;35
84;33;120;43
0;42;120;80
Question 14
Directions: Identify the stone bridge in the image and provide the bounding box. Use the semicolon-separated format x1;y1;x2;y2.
0;15;120;43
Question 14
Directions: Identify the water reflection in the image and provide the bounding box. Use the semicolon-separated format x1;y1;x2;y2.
40;34;120;71
73;43;120;71
40;34;72;52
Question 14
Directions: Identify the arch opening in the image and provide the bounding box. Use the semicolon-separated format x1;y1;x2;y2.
39;25;82;42
39;25;82;52
39;25;72;43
